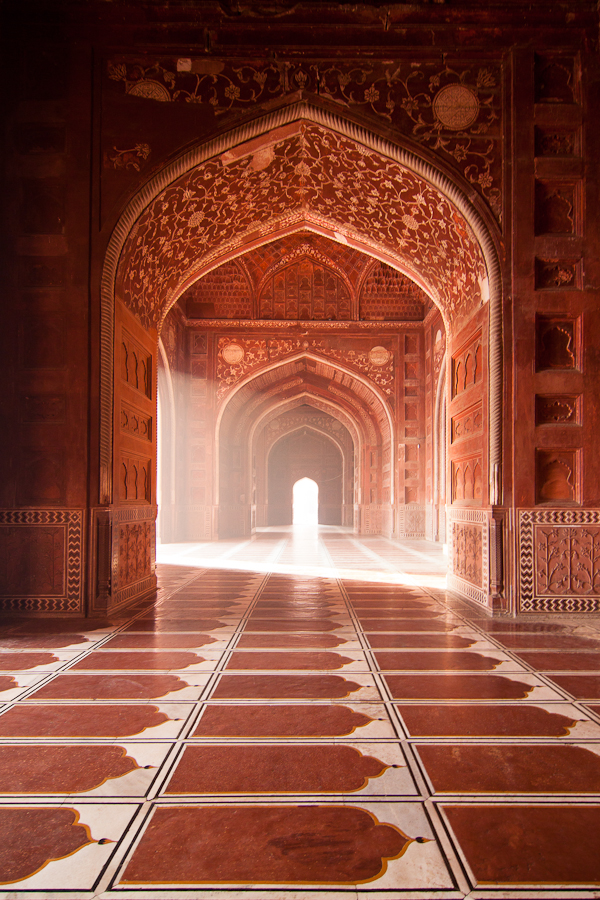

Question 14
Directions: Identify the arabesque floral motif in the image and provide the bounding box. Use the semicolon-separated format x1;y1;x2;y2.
107;56;502;219
536;526;600;595
118;123;487;333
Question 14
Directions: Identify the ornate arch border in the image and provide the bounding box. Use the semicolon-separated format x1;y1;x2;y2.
100;100;503;506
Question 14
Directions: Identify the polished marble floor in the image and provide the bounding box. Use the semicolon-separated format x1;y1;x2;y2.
2;525;600;898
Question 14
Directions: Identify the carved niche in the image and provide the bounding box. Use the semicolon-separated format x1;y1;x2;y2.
534;54;577;104
452;521;483;587
452;457;483;503
452;334;482;398
121;331;152;397
535;182;577;235
120;455;151;502
536;449;577;504
536;317;578;370
191;332;208;355
359;263;425;321
184;261;252;319
259;258;351;321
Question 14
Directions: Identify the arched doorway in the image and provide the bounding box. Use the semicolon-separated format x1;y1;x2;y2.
293;478;319;527
100;102;503;614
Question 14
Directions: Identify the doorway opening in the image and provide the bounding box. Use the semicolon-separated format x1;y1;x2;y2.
293;478;319;526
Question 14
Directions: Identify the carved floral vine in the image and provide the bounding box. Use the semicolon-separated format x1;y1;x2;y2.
108;57;502;220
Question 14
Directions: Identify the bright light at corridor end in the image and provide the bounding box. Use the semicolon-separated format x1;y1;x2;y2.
293;478;319;525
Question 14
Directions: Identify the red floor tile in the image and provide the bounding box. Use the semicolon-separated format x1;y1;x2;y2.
211;674;363;699
443;804;600;883
375;651;500;671
0;652;58;670
0;744;139;792
367;633;476;649
121;805;410;885
397;704;577;736
102;633;217;649
193;704;373;737
384;674;534;699
29;673;190;700
226;651;354;670
243;620;344;632
70;650;205;670
0;704;170;737
123;619;226;632
166;744;388;793
419;744;600;792
0;808;95;884
547;674;600;699
514;651;600;671
236;633;348;648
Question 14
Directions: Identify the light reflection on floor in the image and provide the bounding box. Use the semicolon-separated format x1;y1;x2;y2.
157;525;449;589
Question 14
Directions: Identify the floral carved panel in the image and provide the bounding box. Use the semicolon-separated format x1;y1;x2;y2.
519;510;600;613
452;521;483;588
117;521;153;589
117;122;487;332
107;56;503;219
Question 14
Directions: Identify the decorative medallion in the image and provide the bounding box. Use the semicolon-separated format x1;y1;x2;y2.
433;84;480;131
127;80;171;102
221;342;245;364
368;346;391;367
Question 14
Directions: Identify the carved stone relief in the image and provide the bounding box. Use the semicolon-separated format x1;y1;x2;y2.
535;395;579;426
452;456;483;502
519;510;600;613
534;127;577;158
20;395;66;424
359;262;426;320
108;56;503;218
119;454;151;502
452;521;483;587
117;520;153;588
118;122;488;331
103;143;151;172
0;510;84;613
535;258;580;290
452;334;482;398
259;258;351;321
121;331;152;397
184;261;252;319
451;403;483;442
120;403;153;441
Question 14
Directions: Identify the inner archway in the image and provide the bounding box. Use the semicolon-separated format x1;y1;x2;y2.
293;478;319;526
267;427;344;527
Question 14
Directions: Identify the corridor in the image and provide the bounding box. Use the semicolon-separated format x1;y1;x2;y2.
1;527;600;897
